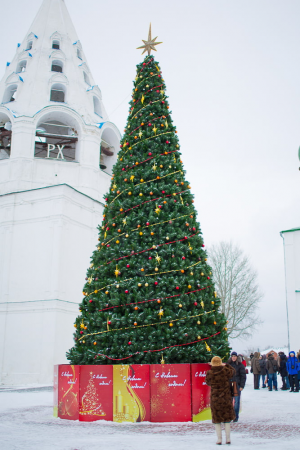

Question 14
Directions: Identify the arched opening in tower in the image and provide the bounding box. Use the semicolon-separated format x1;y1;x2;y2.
35;116;78;161
100;128;119;175
0;112;12;160
2;84;18;103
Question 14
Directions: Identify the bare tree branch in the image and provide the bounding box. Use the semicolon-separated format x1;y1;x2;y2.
208;241;263;339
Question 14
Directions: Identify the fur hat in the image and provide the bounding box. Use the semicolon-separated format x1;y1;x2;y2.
211;356;222;366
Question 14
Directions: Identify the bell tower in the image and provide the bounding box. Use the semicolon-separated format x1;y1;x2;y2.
0;0;120;384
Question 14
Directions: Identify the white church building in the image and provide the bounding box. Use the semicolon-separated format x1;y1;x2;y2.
0;0;120;384
280;228;300;352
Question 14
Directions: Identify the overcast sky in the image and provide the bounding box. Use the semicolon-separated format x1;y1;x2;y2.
1;0;300;354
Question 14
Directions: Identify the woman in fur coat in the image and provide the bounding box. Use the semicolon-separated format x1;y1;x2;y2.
206;356;236;445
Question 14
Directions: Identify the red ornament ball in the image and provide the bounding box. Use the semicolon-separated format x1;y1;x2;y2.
162;190;165;194
108;320;111;325
89;299;93;303
158;205;162;209
202;244;205;247
154;281;158;286
149;256;152;260
176;286;180;290
166;140;169;144
122;168;125;171
148;152;152;156
146;222;150;226
162;101;165;104
125;290;129;294
106;227;110;230
127;264;130;268
143;63;146;66
194;302;198;306
207;276;210;280
107;244;110;248
80;331;83;334
128;341;132;345
182;256;186;260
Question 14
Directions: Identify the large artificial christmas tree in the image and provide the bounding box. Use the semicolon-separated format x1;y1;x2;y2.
67;31;230;365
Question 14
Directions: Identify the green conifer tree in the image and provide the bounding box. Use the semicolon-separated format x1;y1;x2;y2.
67;54;230;365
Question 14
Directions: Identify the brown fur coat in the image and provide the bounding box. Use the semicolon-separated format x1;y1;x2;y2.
205;364;236;423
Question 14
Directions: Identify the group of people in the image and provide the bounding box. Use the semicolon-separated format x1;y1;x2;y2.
205;349;300;445
250;350;300;392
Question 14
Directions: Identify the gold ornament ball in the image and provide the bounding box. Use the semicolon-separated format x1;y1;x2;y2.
82;340;85;343
188;285;192;289
179;304;182;308
190;272;194;276
138;283;142;287
197;336;201;340
116;240;120;244
141;268;145;272
126;234;129;238
166;236;169;240
211;301;215;305
116;284;119;288
169;323;173;327
201;272;204;276
93;342;97;345
74;324;77;328
197;320;201;325
145;283;149;287
155;267;159;272
139;232;143;236
105;291;109;295
139;193;143;197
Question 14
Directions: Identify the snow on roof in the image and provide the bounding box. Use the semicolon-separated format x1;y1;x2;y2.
260;347;288;355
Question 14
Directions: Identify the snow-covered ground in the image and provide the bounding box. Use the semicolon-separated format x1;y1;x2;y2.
0;375;299;450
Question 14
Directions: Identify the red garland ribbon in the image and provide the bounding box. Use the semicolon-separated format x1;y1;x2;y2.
132;84;164;108
103;232;197;266
95;331;221;361
128;114;169;136
138;57;154;74
98;285;212;312
104;188;188;227
121;149;177;173
104;190;188;227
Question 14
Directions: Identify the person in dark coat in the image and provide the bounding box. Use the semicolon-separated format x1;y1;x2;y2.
250;351;261;389
227;351;246;422
259;355;267;388
277;352;290;390
266;353;278;391
206;356;236;445
287;351;300;392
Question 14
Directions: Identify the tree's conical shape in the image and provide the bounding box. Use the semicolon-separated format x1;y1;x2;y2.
67;55;230;365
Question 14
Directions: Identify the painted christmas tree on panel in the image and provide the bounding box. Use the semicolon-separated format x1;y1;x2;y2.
67;34;230;365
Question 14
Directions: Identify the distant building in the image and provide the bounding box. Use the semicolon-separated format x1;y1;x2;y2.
280;228;300;352
0;0;120;384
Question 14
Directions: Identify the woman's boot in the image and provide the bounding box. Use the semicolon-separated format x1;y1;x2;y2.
225;422;231;444
215;423;222;445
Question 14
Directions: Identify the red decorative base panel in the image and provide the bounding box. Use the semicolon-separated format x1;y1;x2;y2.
54;363;211;422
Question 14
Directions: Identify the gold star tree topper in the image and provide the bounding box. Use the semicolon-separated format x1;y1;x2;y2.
137;24;162;55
